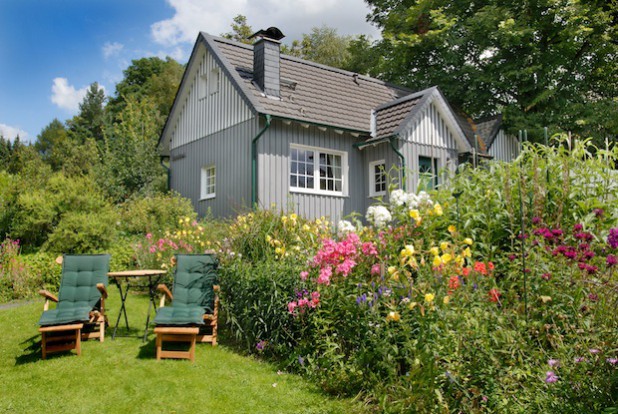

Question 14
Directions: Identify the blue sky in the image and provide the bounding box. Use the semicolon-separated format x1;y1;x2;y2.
0;0;379;143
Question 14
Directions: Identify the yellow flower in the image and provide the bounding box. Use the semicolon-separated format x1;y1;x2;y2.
429;246;440;256
386;311;401;322
441;253;452;264
443;296;450;305
281;216;288;223
387;266;397;275
408;302;418;310
464;238;473;245
432;256;443;268
434;204;443;216
424;293;435;303
462;247;472;258
409;209;421;221
290;213;297;220
440;241;449;252
455;256;464;266
302;224;310;232
448;225;456;234
391;273;400;281
265;235;272;242
400;244;415;257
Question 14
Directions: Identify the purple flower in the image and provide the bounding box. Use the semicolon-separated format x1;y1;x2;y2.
588;293;599;302
589;348;601;355
532;216;542;225
541;273;552;281
594;208;604;217
607;254;617;267
508;254;517;261
574;357;586;363
545;371;559;383
552;228;564;237
548;359;560;368
608;228;618;248
606;358;617;365
574;223;583;232
256;340;267;351
298;355;305;366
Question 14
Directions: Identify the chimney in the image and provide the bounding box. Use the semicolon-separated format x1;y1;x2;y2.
249;27;285;98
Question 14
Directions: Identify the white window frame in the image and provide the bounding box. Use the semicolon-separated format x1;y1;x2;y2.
289;144;348;197
369;159;387;197
208;68;220;95
200;165;216;200
199;73;208;99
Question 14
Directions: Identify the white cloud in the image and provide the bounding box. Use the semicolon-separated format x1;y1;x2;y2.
151;0;380;49
50;78;89;113
102;41;124;59
0;123;29;142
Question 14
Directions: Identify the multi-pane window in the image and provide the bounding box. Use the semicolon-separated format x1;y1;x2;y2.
200;165;216;199
369;160;386;196
290;145;346;195
418;156;438;190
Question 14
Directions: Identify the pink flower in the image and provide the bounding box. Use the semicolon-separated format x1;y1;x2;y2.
336;258;356;276
149;246;156;253
287;301;297;314
589;348;601;355
317;267;332;285
146;233;152;240
548;359;560;368
300;271;309;281
298;298;309;310
361;242;378;256
606;358;618;365
545;371;558;383
311;291;320;301
371;264;381;275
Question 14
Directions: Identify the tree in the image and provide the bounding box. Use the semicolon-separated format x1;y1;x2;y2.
106;57;184;128
67;82;106;144
285;26;352;68
97;96;165;202
362;0;618;141
222;15;254;44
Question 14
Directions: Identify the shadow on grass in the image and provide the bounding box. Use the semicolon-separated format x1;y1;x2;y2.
136;337;157;360
15;334;42;365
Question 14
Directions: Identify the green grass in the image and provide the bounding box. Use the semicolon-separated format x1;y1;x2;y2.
0;285;366;414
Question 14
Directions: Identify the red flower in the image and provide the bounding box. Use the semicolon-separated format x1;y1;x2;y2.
488;262;495;271
462;267;471;277
488;288;501;303
448;275;461;291
474;261;488;275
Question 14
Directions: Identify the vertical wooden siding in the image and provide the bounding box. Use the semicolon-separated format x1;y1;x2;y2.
170;47;253;150
257;119;365;223
362;144;400;213
170;118;259;218
399;103;460;192
489;130;520;161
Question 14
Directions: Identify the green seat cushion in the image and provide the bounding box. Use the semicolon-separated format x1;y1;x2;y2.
154;305;205;325
155;254;218;326
39;254;110;326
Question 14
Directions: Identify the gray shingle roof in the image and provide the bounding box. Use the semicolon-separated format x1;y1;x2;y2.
476;115;503;150
212;36;410;133
374;96;423;138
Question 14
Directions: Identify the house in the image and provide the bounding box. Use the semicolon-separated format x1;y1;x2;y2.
158;28;519;222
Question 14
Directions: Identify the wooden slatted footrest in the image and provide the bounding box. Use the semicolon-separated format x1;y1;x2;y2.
154;327;199;362
39;323;84;360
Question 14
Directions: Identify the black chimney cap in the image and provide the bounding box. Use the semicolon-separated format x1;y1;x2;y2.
248;27;285;41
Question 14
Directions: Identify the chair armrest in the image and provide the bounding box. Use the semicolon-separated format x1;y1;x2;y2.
157;284;173;308
213;285;220;293
39;290;58;302
96;283;108;299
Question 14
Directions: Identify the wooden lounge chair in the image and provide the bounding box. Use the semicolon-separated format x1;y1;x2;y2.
38;254;110;359
154;253;219;361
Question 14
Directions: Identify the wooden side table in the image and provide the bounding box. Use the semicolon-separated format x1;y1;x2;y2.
154;327;199;362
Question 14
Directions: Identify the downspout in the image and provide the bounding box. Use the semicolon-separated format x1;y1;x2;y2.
389;136;406;191
160;156;170;191
251;114;272;208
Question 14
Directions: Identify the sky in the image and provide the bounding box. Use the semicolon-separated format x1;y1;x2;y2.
0;0;381;143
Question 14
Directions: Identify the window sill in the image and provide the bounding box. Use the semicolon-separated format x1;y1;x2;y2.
199;194;216;201
368;192;387;198
290;188;348;198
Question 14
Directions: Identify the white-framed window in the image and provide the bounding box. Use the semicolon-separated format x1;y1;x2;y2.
418;156;439;191
369;159;387;197
200;165;216;200
289;144;347;196
199;68;220;99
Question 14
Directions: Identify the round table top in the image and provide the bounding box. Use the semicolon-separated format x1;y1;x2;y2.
107;269;167;278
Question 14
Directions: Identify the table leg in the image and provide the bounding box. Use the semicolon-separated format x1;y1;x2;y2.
112;280;130;340
143;275;161;342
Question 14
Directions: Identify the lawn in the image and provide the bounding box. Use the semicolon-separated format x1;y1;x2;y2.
0;285;366;414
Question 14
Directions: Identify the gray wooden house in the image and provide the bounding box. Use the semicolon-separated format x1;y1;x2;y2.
158;28;517;221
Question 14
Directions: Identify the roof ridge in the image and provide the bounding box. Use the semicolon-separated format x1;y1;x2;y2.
375;86;437;112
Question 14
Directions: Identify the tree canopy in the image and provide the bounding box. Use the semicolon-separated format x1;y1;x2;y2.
362;0;618;140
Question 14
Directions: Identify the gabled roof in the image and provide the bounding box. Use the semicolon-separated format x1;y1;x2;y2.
475;114;503;150
210;35;411;133
160;33;472;154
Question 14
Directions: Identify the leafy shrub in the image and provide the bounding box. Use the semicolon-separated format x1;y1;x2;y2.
0;239;42;301
44;209;119;254
22;251;62;291
118;192;196;236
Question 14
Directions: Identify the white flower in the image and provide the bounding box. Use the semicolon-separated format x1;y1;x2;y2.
366;205;392;228
417;191;433;207
390;189;408;207
406;192;420;209
337;220;355;235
